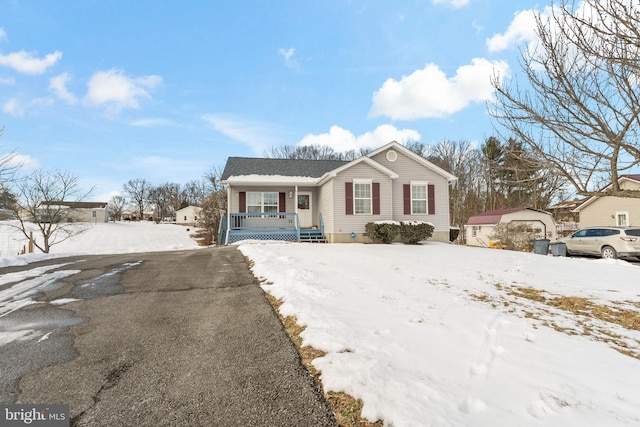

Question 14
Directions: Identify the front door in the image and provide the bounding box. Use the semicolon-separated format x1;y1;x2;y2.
297;192;313;228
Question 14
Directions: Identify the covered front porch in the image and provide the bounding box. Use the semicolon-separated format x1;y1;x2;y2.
218;212;326;245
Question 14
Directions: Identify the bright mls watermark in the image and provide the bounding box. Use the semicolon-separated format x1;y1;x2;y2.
1;405;69;426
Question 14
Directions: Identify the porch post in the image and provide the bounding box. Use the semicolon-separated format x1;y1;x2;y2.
225;184;231;244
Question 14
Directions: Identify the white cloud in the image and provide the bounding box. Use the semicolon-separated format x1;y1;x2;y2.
49;73;78;104
3;96;56;116
298;124;421;152
0;50;62;75
0;76;15;85
31;97;54;108
278;47;299;71
369;58;509;120
131;118;176;127
486;7;555;52
432;0;469;8
4;153;40;169
84;68;162;114
0;28;7;42
3;98;24;116
202;114;283;154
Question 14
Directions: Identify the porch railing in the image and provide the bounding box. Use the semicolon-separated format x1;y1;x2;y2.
226;212;300;244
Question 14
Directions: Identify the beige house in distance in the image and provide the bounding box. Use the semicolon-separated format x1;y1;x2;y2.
175;205;202;226
464;207;557;247
33;201;109;223
573;174;640;227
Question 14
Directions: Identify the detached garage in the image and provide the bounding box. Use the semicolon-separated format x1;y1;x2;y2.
464;207;557;248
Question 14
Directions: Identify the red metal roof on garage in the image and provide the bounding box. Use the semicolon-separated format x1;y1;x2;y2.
466;207;530;225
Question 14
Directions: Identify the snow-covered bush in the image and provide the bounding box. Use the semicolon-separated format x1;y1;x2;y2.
365;221;400;244
399;221;434;244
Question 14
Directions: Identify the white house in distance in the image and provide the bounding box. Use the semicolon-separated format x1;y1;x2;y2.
37;201;109;223
175;205;202;226
464;207;557;247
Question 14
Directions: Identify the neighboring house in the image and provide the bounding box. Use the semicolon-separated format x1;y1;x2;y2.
464;207;557;247
547;199;582;237
220;141;457;244
37;201;109;223
176;205;202;226
122;209;155;221
573;174;640;227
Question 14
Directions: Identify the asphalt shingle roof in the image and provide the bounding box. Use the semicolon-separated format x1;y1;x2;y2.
221;157;350;180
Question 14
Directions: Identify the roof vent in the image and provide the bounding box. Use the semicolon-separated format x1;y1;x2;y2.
386;150;397;162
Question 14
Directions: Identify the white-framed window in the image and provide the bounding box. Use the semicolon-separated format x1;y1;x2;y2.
616;211;629;226
472;226;477;237
411;181;428;214
247;192;279;213
353;179;372;215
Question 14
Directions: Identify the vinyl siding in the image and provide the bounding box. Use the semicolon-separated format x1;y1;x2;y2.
579;181;640;227
318;180;334;233
369;148;451;233
331;162;392;234
501;211;557;240
579;196;640;227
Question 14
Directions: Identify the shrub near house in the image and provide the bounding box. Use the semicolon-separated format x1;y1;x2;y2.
366;221;434;244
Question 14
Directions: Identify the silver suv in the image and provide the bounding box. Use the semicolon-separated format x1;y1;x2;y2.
563;227;640;259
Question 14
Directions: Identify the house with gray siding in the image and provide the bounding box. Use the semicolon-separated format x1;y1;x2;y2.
220;141;457;244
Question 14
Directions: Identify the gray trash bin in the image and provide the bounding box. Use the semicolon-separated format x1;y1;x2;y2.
532;239;550;255
549;242;567;257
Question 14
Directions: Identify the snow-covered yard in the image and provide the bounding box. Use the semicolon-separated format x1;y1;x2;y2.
238;242;640;427
1;221;640;426
0;220;201;267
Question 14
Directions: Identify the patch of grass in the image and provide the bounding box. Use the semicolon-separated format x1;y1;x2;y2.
325;392;383;427
509;286;547;302
549;296;640;331
262;292;382;426
190;229;212;246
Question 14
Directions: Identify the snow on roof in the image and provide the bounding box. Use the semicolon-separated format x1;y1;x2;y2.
223;174;320;184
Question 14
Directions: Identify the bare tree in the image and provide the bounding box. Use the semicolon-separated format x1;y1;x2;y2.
424;140;483;231
181;179;208;207
10;169;94;253
490;0;640;198
197;166;227;244
122;178;152;220
264;144;367;160
148;182;181;222
1;129;21;189
108;195;127;221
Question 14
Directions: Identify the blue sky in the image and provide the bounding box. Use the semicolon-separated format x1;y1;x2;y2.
0;0;544;201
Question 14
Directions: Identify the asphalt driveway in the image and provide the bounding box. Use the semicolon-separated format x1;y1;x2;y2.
0;247;337;426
